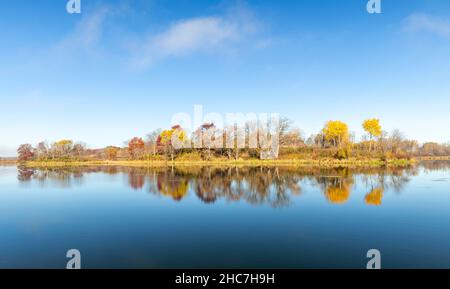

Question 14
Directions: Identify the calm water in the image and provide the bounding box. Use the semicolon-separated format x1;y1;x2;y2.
0;162;449;269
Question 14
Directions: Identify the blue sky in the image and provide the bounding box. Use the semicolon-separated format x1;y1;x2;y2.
1;0;450;156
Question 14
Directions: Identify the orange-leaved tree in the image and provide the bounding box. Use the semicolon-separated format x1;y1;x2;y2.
128;137;145;160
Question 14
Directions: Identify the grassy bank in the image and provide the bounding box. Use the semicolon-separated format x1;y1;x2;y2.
22;157;417;168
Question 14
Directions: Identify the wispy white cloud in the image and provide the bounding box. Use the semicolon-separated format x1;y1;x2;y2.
54;6;112;55
404;13;450;37
73;8;109;46
130;5;260;68
51;2;265;69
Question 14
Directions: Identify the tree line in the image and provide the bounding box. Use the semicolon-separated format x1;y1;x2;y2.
16;118;450;162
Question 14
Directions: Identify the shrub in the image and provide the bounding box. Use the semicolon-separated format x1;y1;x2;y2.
175;152;203;162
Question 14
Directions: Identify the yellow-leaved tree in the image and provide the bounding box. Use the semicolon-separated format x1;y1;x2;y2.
323;121;349;147
362;119;382;152
158;125;189;161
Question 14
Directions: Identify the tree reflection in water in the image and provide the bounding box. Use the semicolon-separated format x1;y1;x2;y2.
157;171;189;201
324;179;353;204
365;187;384;206
128;169;145;190
17;162;446;207
312;168;353;204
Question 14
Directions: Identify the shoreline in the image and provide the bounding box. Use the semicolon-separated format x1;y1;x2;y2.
17;158;419;168
2;156;449;168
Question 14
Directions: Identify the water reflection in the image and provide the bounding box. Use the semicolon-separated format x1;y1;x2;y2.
17;162;447;207
365;187;384;206
324;178;352;204
158;172;189;201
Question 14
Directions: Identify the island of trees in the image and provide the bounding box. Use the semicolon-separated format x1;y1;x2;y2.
14;118;450;166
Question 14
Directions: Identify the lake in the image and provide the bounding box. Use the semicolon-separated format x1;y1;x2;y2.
0;162;449;268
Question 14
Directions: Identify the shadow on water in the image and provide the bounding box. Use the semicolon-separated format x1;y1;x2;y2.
17;161;450;208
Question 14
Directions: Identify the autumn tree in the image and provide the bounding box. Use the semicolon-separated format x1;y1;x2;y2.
281;128;305;147
222;124;239;160
420;142;450;156
323;121;349;147
105;146;120;160
17;144;35;162
51;140;74;159
194;123;221;160
362;119;382;152
72;143;86;159
276;117;293;146
387;129;404;155
309;133;326;148
128;137;145;159
224;123;245;160
36;141;49;160
146;129;162;156
157;125;189;161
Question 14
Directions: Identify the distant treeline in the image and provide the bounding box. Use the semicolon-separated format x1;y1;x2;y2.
0;157;16;162
16;118;450;162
